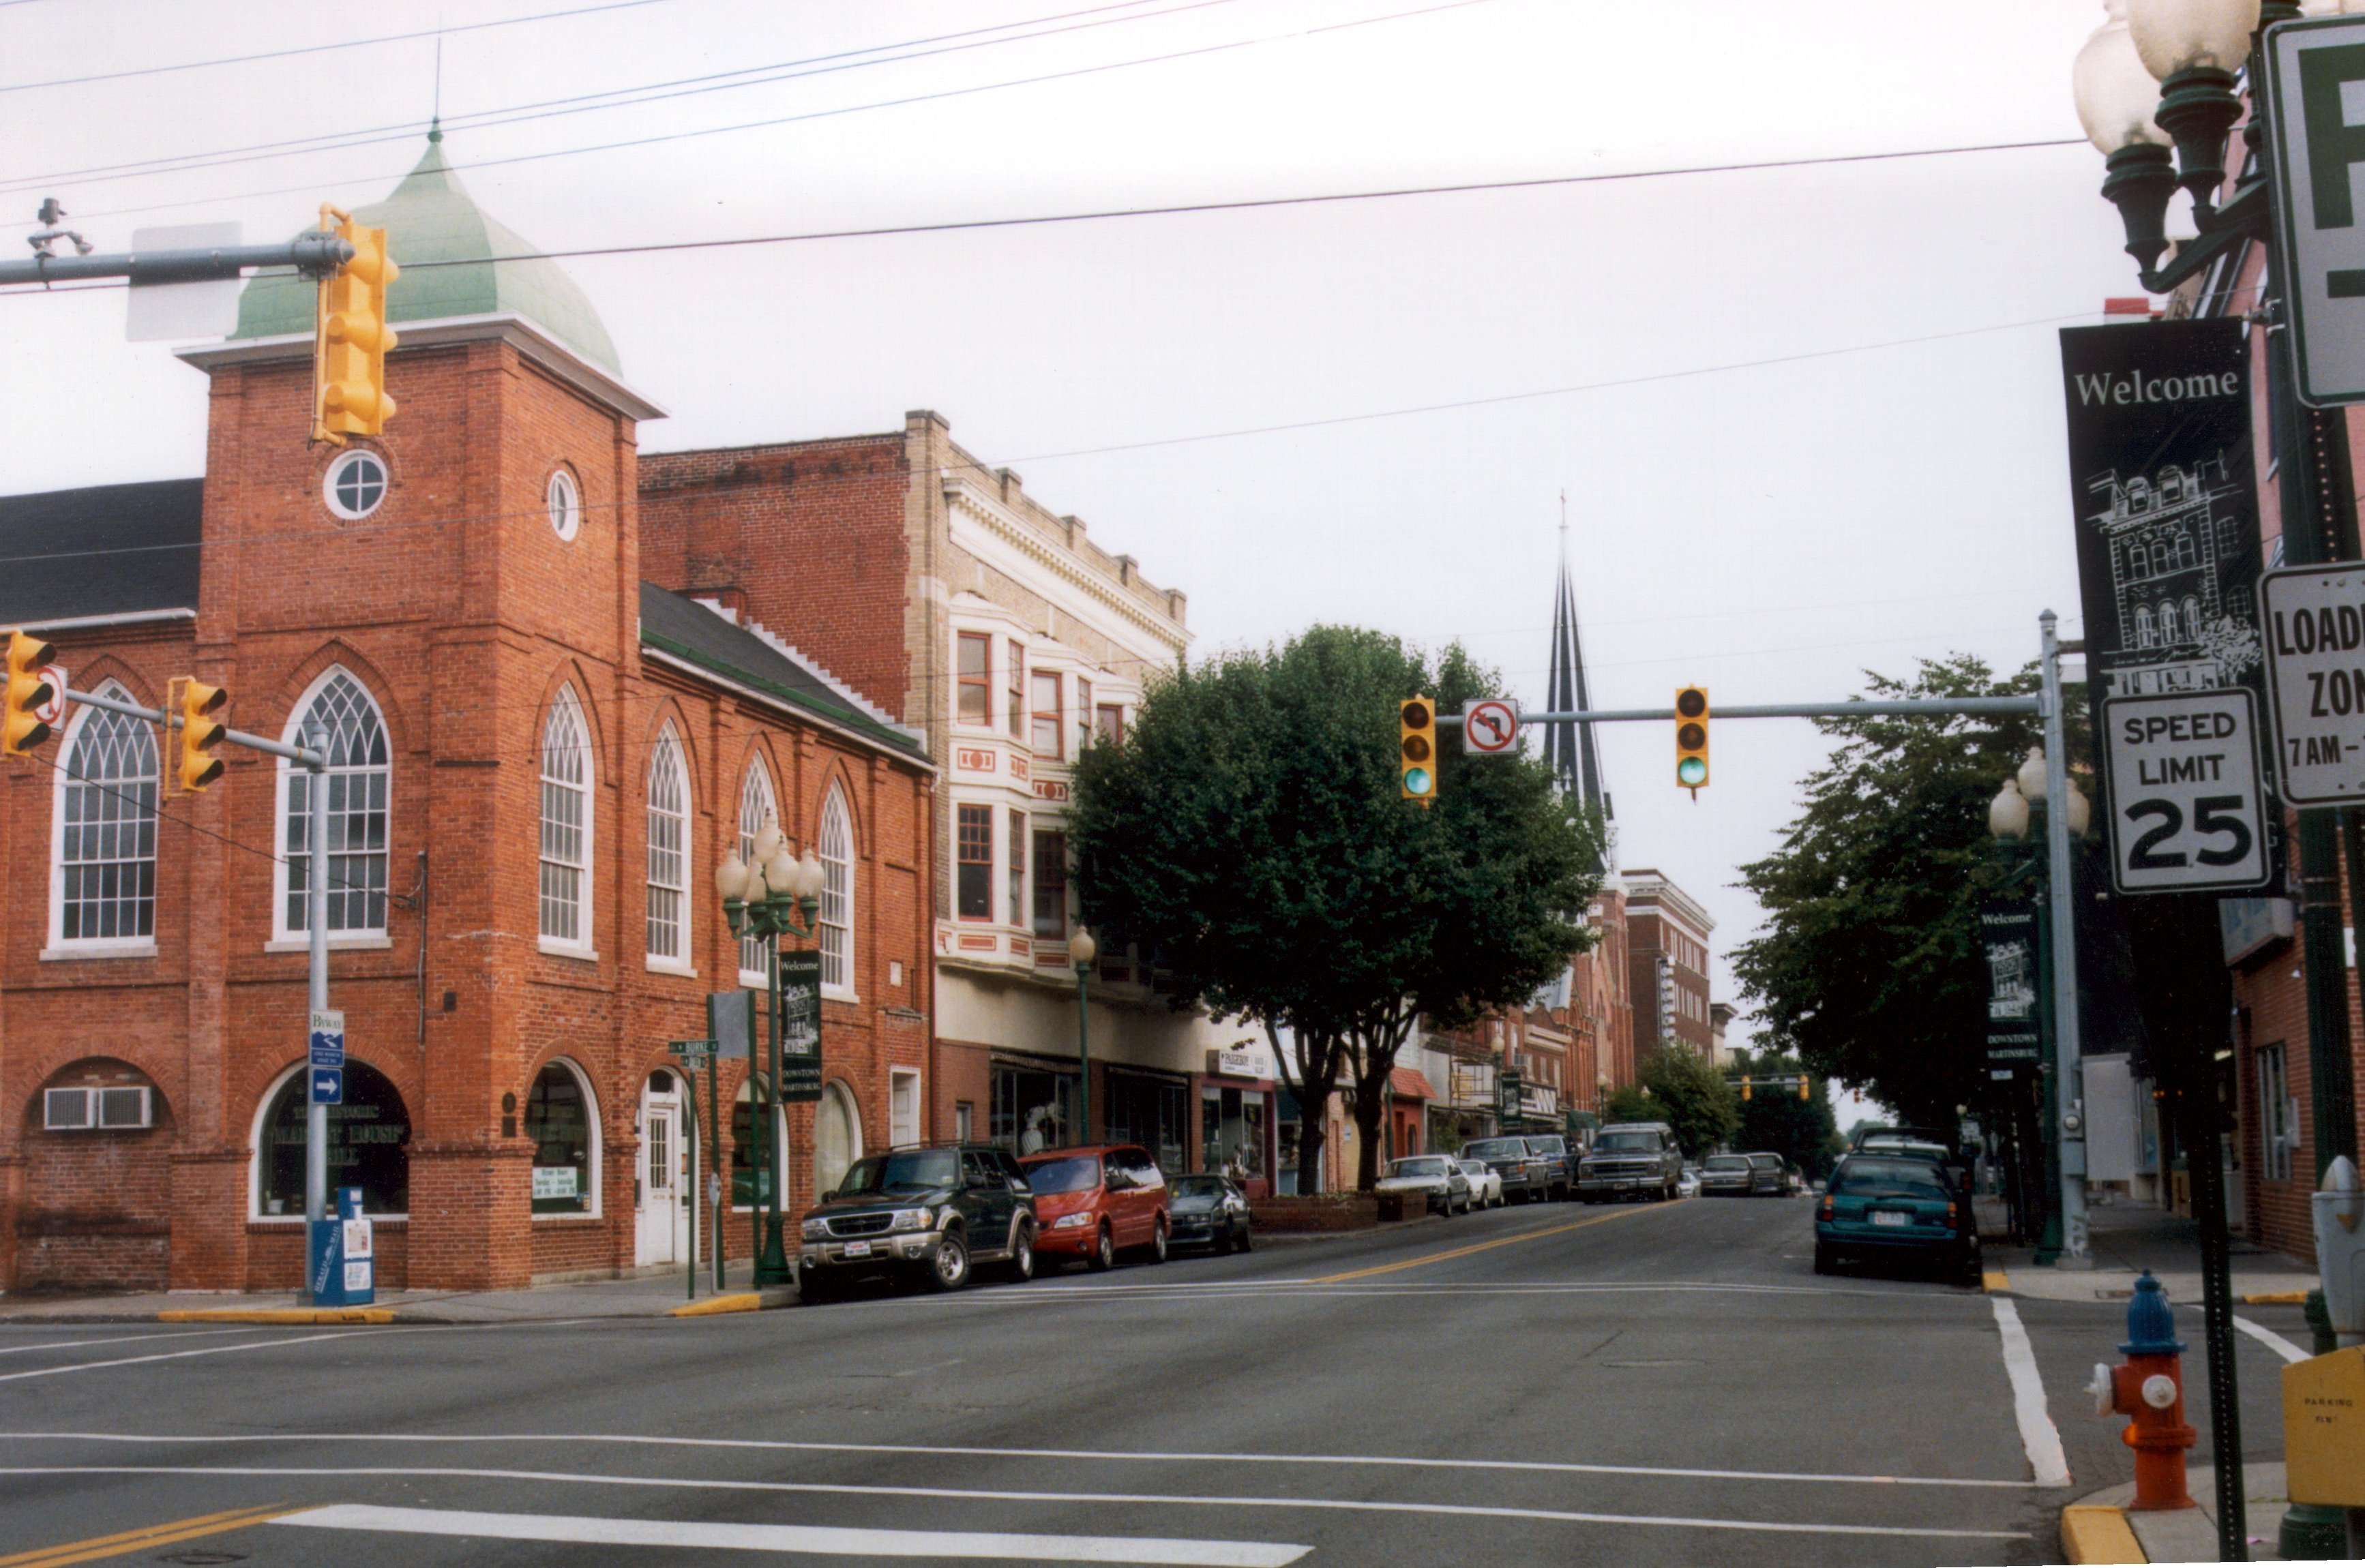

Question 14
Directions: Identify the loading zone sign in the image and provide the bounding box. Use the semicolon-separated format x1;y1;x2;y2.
2261;562;2365;802
2101;689;2271;894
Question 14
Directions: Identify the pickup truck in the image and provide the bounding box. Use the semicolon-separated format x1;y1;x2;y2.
1577;1122;1683;1203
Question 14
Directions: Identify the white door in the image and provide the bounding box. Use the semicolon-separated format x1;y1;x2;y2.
638;1100;682;1266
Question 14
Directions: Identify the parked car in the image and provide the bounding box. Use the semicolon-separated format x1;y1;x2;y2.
1166;1173;1253;1254
1457;1158;1505;1208
1743;1152;1787;1196
1699;1153;1755;1196
1019;1145;1172;1271
1522;1133;1578;1201
1676;1168;1701;1200
1815;1152;1980;1284
798;1143;1036;1298
1376;1154;1471;1216
1577;1122;1683;1202
1461;1136;1551;1203
1783;1163;1806;1196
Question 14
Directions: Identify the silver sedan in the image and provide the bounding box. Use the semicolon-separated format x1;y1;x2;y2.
1376;1155;1472;1216
1457;1158;1505;1209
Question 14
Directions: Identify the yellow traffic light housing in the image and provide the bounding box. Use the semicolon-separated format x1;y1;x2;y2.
3;631;57;757
314;207;399;444
1675;686;1709;791
1740;1075;1752;1102
1399;697;1438;806
1798;1074;1811;1102
174;677;228;793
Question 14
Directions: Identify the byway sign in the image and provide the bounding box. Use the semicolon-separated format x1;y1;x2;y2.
2267;16;2365;404
2261;563;2365;802
2101;689;2271;894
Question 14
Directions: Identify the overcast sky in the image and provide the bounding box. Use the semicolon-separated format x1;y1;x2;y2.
0;0;2143;1103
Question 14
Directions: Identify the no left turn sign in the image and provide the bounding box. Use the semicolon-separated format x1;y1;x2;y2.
1461;699;1518;754
2100;688;2271;894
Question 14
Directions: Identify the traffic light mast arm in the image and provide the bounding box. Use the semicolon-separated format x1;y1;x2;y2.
0;230;353;288
63;684;326;769
1437;695;2043;725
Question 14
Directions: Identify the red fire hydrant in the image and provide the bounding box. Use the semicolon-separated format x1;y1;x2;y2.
2085;1270;2197;1510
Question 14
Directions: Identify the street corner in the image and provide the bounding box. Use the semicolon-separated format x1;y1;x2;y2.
2059;1500;2146;1564
1984;1267;2011;1294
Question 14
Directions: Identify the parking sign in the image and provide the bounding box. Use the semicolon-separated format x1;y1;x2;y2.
2267;16;2365;404
2100;689;2272;894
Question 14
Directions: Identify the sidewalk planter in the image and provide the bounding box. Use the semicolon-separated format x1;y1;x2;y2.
1252;1194;1378;1232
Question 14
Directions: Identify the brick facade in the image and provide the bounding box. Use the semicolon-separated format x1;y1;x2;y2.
1622;869;1714;1062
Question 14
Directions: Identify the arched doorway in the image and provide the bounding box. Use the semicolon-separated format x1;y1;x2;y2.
814;1081;862;1199
636;1069;688;1267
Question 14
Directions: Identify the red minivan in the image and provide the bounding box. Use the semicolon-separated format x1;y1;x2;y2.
1018;1144;1170;1271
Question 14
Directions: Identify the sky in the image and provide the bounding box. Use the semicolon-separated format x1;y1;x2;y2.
0;0;2147;1111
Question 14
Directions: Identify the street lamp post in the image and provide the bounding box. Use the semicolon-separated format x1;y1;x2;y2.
714;814;827;1288
1070;928;1097;1147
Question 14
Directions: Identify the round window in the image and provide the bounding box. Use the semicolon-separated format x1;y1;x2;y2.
323;450;388;520
547;468;581;541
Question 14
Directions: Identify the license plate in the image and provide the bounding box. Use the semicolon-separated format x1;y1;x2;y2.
1870;1211;1911;1228
842;1240;872;1256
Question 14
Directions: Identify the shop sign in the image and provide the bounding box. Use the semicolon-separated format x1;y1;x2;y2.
532;1166;579;1201
1204;1043;1261;1079
1497;1067;1523;1126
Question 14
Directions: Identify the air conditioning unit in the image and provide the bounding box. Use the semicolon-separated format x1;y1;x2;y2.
42;1085;152;1131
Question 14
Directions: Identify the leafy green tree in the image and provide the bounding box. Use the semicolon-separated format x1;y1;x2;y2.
1637;1043;1740;1158
1068;625;1603;1190
1731;656;2057;1126
1603;1085;1659;1125
1730;1047;1843;1179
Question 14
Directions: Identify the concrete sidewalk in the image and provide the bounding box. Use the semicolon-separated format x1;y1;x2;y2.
2063;1462;2293;1563
1980;1196;2319;1304
0;1261;799;1324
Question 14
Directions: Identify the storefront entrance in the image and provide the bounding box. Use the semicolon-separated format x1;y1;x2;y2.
636;1072;687;1267
1201;1082;1270;1197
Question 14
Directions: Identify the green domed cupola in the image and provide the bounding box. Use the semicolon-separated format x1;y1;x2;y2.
231;131;621;374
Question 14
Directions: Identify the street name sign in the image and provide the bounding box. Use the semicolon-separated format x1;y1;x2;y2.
2261;562;2365;801
308;1008;344;1105
1461;699;1518;754
2267;16;2365;404
2100;689;2272;893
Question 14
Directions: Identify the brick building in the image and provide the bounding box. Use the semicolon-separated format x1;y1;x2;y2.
1622;869;1714;1061
0;140;935;1294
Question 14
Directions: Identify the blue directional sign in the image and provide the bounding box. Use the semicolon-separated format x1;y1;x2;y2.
311;1066;343;1105
309;1008;345;1069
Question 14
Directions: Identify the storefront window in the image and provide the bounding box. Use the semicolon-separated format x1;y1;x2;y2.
526;1060;595;1215
261;1059;409;1216
1275;1090;1302;1195
1106;1071;1189;1173
732;1081;777;1209
1201;1085;1266;1180
992;1061;1077;1154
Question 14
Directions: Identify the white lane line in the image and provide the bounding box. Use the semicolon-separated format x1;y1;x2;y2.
1989;1297;2072;1488
0;1466;2036;1541
2233;1314;2310;1363
275;1503;1309;1565
0;1430;2036;1490
0;1327;402;1384
0;1327;269;1357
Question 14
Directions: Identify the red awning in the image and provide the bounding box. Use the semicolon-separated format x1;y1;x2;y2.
1388;1067;1431;1101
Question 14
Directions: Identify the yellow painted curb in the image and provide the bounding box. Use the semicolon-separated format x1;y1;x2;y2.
2242;1290;2309;1305
668;1292;762;1317
158;1308;393;1324
1983;1269;2011;1293
2060;1504;2146;1564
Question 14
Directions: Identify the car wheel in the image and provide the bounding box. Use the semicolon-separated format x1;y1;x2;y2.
1236;1219;1253;1252
1005;1222;1036;1284
1146;1219;1169;1264
1813;1243;1836;1276
925;1231;971;1293
799;1269;836;1304
1215;1221;1235;1256
1087;1221;1116;1272
1957;1246;1984;1288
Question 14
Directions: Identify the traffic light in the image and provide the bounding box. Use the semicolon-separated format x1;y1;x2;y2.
1675;685;1709;789
3;631;57;757
1740;1075;1752;1102
1798;1074;1811;1102
314;209;399;443
177;678;228;792
1399;697;1437;806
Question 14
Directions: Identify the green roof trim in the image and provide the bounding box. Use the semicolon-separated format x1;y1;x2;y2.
230;137;621;374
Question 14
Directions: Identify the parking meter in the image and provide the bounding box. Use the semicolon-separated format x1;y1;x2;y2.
2316;1156;2364;1343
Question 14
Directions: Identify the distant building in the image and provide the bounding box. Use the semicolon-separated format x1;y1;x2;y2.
1710;1001;1736;1066
1622;869;1714;1061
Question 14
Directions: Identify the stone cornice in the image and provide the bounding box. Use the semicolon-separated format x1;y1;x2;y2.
941;477;1189;658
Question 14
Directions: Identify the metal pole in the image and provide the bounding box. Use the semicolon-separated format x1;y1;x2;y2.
755;934;791;1285
303;724;329;1230
710;1051;724;1295
1077;967;1091;1146
0;232;351;288
1435;696;2044;727
2041;612;2091;1265
2034;881;2065;1267
686;1067;698;1304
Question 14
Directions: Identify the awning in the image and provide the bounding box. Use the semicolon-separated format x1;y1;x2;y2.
1388;1067;1432;1102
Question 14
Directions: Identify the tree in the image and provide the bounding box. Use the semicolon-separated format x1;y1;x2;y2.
1637;1043;1740;1158
1731;656;2057;1126
1068;625;1603;1190
1731;1047;1843;1180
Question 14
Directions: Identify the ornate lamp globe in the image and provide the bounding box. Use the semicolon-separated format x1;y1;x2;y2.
1991;778;2033;842
2126;0;2259;206
2077;0;2180;268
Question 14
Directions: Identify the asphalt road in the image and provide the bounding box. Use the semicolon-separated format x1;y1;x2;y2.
0;1192;2315;1567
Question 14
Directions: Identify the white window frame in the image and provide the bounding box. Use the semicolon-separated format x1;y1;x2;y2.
537;685;596;958
323;449;389;520
2259;1044;2294;1183
526;1055;602;1220
645;725;693;974
819;784;854;999
46;680;160;959
889;1068;922;1149
246;1059;412;1222
271;667;394;952
737;760;777;986
548;466;582;542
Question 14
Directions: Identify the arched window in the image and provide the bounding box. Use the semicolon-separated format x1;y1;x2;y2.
646;727;689;965
737;761;777;984
2151;539;2173;575
819;785;854;995
2184;595;2203;640
539;687;591;948
2159;599;2182;642
2135;605;2157;647
732;1076;784;1210
815;1080;863;1199
254;1057;409;1217
53;683;159;948
2123;543;2147;581
526;1058;598;1215
280;669;391;937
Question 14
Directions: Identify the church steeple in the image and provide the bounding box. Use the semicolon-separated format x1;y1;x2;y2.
1542;493;1609;832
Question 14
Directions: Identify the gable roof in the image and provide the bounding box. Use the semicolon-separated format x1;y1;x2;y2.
0;479;203;628
638;582;928;765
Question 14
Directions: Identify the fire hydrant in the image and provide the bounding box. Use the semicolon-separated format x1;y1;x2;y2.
2085;1270;2197;1510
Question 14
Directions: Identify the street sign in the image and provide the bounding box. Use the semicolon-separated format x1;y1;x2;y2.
2266;16;2365;405
33;664;65;726
1461;699;1519;754
310;1066;342;1105
668;1038;717;1065
2260;562;2365;801
308;1008;345;1068
2101;689;2272;893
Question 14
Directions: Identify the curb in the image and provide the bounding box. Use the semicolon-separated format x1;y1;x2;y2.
667;1292;763;1317
2242;1290;2309;1304
2061;1503;2147;1564
158;1307;395;1325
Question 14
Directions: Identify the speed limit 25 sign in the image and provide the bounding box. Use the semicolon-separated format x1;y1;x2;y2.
2100;689;2271;894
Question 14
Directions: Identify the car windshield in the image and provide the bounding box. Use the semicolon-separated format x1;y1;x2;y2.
1832;1158;1950;1201
1390;1158;1451;1178
1463;1139;1528;1160
1019;1156;1102;1194
1594;1131;1661;1153
1527;1136;1566;1155
1704;1156;1751;1171
1749;1155;1781;1169
1170;1175;1228;1198
835;1149;959;1194
1459;1160;1489;1174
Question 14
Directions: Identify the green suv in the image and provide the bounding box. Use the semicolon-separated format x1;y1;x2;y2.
797;1143;1037;1299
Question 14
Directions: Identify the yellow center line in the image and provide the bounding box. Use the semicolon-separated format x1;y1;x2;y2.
0;1503;292;1568
1309;1203;1658;1283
